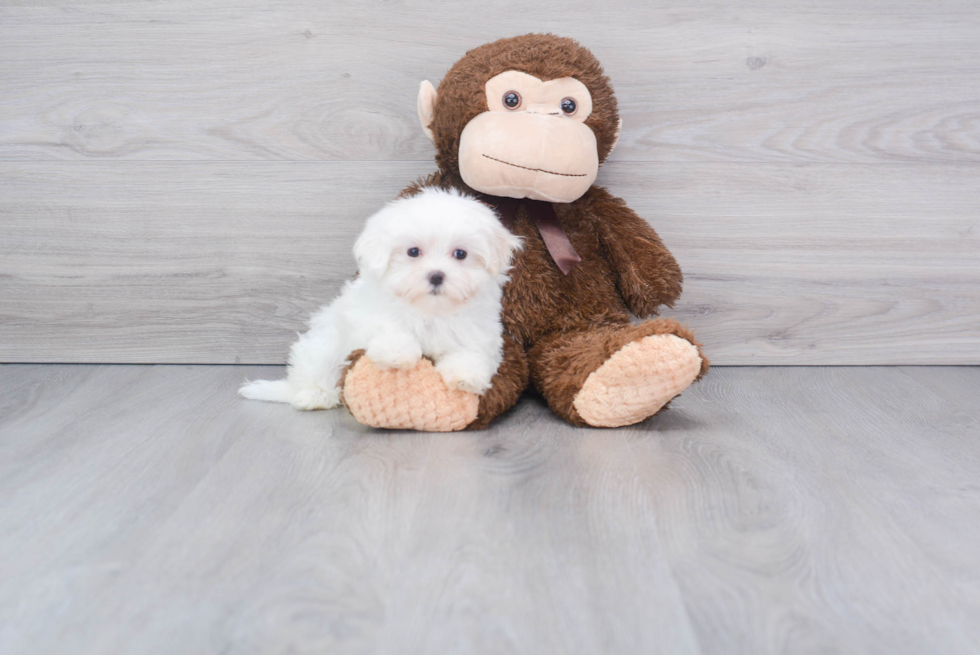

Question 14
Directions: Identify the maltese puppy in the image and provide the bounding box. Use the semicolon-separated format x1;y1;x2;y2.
239;187;522;411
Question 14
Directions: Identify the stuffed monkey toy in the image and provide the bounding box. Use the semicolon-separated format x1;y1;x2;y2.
341;34;708;431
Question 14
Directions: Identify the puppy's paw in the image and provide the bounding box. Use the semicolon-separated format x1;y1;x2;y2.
366;335;423;370
435;353;494;395
290;386;341;411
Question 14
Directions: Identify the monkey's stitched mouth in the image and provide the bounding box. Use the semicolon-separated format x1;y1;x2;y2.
482;154;587;178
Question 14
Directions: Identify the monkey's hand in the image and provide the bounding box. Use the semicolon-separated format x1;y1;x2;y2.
589;188;683;318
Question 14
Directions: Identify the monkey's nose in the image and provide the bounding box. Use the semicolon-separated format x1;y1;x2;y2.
525;103;560;115
428;271;445;287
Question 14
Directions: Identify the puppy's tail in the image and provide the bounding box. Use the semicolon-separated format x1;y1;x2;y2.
239;379;294;404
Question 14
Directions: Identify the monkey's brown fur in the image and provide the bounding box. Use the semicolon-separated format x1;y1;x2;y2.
352;34;708;429
429;34;621;180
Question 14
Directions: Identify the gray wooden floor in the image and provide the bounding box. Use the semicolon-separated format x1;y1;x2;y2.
1;365;978;654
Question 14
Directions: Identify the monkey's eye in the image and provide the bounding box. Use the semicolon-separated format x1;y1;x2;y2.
560;97;577;115
453;249;467;260
502;91;522;110
407;247;421;257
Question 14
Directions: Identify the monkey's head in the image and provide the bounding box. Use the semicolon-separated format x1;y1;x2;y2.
417;34;621;204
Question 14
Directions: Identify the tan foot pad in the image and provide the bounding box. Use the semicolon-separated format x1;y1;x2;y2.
573;334;702;428
343;357;479;432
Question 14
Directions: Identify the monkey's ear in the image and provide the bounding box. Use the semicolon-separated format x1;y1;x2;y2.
417;80;437;143
608;118;623;155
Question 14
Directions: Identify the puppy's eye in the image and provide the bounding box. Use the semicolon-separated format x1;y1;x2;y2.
502;91;521;110
453;249;467;260
407;247;421;257
560;97;577;115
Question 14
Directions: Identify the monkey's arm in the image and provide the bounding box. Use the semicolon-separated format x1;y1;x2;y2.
590;189;683;317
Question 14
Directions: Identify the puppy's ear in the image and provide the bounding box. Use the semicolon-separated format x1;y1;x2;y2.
484;222;523;277
352;214;394;278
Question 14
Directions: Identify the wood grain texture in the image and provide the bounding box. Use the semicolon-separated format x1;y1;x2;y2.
1;3;978;163
1;364;979;654
623;365;980;654
2;161;978;365
1;0;978;364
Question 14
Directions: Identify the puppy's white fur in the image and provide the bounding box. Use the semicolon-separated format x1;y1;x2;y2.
239;188;522;411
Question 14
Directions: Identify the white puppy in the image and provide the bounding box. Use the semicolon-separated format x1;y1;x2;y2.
239;188;522;411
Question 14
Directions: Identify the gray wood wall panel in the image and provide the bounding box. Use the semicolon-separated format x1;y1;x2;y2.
2;4;979;163
1;1;978;364
2;161;977;364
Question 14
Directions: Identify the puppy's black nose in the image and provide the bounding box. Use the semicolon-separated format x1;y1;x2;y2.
428;271;445;287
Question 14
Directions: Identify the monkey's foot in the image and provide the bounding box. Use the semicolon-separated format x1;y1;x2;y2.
572;334;703;428
343;356;479;432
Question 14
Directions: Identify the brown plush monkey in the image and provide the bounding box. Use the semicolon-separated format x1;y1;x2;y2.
341;34;708;431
